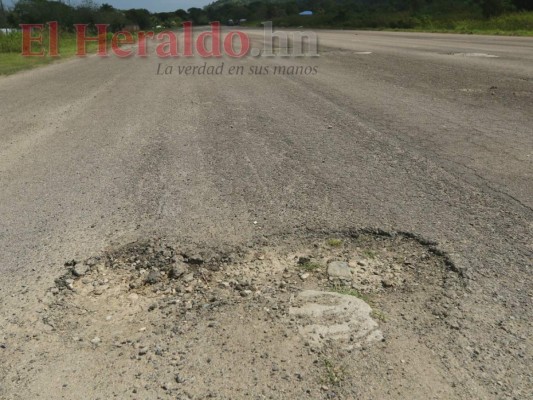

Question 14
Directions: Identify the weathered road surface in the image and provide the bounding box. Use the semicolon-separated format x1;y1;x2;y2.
0;30;531;399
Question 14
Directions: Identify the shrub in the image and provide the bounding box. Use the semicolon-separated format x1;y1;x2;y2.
0;32;22;53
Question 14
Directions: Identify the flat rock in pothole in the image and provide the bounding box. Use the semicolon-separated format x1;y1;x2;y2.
289;290;383;347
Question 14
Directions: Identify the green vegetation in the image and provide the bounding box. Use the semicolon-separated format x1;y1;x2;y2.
331;286;371;302
326;238;343;247
322;358;345;386
0;0;211;75
419;12;533;35
362;249;377;259
274;11;533;35
0;51;55;75
1;0;530;36
0;1;205;31
1;0;530;75
0;31;19;53
205;0;533;35
371;309;387;322
0;30;110;75
298;261;322;271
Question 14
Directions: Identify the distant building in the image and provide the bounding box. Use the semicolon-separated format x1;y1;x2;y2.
0;28;18;34
299;11;313;16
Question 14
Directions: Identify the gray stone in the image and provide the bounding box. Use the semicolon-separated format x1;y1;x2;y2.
186;254;204;264
65;279;75;291
145;270;160;285
381;278;395;288
72;264;89;277
327;261;352;281
169;263;187;279
93;285;108;295
85;257;100;267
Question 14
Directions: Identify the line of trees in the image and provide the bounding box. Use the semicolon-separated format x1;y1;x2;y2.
205;0;533;22
0;0;209;30
1;0;531;30
0;1;8;27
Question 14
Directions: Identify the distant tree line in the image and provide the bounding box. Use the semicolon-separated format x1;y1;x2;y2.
0;0;9;27
0;0;531;30
205;0;533;22
0;0;209;29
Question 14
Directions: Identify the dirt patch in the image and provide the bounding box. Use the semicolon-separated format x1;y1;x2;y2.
3;231;466;399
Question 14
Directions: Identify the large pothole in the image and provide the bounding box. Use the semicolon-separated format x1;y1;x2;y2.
40;231;465;399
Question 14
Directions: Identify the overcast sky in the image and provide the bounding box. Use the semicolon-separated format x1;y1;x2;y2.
4;1;214;12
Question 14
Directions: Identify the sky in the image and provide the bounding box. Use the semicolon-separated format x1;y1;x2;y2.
4;1;213;13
